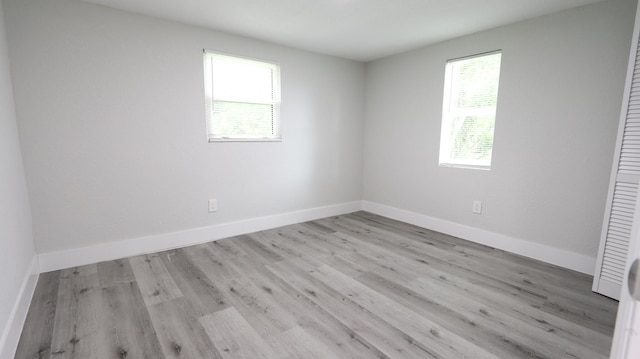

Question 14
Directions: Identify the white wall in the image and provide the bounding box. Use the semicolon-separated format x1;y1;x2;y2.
363;0;636;260
0;0;37;355
3;0;365;254
2;0;635;271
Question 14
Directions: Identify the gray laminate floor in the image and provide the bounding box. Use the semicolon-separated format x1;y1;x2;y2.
14;211;618;358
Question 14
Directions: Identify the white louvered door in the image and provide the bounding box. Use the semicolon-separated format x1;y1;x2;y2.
594;26;640;300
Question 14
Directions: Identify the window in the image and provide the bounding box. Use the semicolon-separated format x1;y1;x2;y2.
203;51;281;141
439;51;502;169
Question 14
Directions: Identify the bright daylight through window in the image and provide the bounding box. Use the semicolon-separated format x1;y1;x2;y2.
439;51;501;169
203;51;281;141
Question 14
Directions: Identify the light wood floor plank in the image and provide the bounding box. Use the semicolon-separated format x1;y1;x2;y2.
348;212;616;315
184;243;299;340
97;258;135;287
266;326;335;359
101;281;166;358
310;263;502;359
49;265;109;358
15;211;618;359
408;275;607;359
355;271;553;359
129;253;183;306
199;307;278;359
14;271;60;359
208;238;249;258
231;234;286;265
268;257;445;358
147;297;222;359
158;247;230;316
410;265;613;357
225;254;385;358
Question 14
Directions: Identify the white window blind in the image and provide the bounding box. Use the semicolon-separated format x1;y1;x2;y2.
203;51;281;141
439;51;502;169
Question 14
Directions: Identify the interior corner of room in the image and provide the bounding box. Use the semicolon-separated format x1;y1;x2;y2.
2;0;639;357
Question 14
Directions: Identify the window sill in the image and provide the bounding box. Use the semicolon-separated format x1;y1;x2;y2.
208;137;282;143
439;163;491;171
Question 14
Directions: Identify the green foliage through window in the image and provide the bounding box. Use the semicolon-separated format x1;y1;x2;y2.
440;52;501;169
203;51;281;141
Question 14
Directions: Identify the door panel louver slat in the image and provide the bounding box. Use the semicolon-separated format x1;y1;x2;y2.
593;32;640;300
599;179;638;298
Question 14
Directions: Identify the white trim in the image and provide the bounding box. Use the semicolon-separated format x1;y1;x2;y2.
37;201;362;272
596;277;622;300
0;256;39;359
37;200;597;275
362;201;596;275
6;200;598;357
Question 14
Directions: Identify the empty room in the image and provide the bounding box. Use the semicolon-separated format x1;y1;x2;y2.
3;0;640;357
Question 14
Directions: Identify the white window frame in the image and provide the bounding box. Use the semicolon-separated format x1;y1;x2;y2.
203;50;281;142
439;50;501;170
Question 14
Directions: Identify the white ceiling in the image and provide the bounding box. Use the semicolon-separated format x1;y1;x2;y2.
81;0;605;62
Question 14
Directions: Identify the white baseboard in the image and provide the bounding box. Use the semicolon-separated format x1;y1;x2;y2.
4;201;597;358
38;201;363;272
0;256;39;359
37;199;597;275
362;201;597;275
593;277;621;300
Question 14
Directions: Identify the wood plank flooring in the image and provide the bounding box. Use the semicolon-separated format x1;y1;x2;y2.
14;211;618;358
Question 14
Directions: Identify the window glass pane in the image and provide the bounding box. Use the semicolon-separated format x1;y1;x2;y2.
213;101;275;137
450;54;501;110
440;52;501;169
212;61;275;102
447;114;495;166
203;51;281;141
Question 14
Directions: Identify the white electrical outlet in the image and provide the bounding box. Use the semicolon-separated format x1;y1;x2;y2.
208;199;217;213
472;200;482;214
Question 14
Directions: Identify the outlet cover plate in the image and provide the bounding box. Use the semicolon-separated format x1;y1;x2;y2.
472;201;482;214
208;199;217;212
